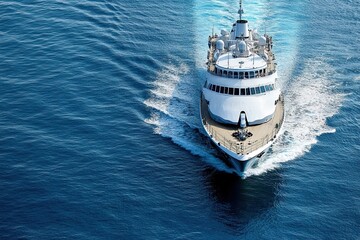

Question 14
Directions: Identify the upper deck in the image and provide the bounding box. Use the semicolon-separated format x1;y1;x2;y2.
201;94;284;157
206;30;276;79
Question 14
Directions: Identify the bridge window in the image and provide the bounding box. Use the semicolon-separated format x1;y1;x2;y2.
235;88;239;95
239;72;244;79
223;70;227;76
250;88;255;95
208;83;274;95
234;72;238;78
245;72;249;78
240;88;245;95
250;71;255;78
229;88;234;95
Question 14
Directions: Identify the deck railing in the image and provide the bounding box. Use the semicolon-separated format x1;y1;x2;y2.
203;99;284;156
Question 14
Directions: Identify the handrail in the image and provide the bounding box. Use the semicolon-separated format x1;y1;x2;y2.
203;99;284;156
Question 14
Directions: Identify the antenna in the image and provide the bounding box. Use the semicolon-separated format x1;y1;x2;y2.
253;52;255;67
238;0;244;20
228;52;230;69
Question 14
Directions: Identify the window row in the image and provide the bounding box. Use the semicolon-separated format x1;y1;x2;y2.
206;83;275;96
213;67;268;79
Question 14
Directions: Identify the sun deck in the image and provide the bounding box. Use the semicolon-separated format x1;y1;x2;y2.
201;95;284;156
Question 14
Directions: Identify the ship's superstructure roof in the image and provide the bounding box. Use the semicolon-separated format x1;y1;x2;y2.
216;53;267;70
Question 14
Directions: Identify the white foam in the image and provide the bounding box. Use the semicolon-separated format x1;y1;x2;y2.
143;60;232;172
245;59;344;177
144;1;343;177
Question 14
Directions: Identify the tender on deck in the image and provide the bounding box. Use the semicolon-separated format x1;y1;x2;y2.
201;95;284;156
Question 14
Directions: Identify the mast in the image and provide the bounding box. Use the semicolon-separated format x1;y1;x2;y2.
238;0;244;20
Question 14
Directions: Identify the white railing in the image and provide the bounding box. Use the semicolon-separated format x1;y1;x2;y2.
203;100;284;156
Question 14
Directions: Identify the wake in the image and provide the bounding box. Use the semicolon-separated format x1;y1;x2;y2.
144;63;231;172
246;59;343;176
143;0;343;177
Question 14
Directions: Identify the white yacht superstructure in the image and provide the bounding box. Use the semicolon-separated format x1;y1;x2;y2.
200;0;284;176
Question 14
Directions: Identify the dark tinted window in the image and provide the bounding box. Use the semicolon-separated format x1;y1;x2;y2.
216;86;220;92
212;85;216;91
245;72;249;78
250;88;255;95
220;86;224;93
265;85;270;91
260;86;266;93
246;88;250;95
239;72;244;79
235;88;240;95
255;87;260;94
225;87;228;94
240;88;245;95
234;72;238;78
229;88;234;95
250;72;254;78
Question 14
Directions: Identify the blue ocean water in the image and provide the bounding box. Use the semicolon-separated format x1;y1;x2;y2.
0;0;359;239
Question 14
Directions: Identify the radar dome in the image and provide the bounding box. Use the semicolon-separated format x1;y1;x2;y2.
221;29;229;36
216;40;225;51
239;40;246;53
259;36;266;46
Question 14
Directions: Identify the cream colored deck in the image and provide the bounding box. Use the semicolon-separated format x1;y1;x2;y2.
201;96;284;156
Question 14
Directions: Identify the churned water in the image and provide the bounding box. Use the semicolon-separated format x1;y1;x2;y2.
0;0;359;239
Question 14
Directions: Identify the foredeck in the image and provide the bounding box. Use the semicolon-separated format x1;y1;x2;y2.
201;96;284;156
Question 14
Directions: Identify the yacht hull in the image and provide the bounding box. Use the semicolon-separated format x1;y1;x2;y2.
207;138;269;178
200;94;285;178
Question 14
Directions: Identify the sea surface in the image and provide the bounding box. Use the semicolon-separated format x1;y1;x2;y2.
0;0;359;239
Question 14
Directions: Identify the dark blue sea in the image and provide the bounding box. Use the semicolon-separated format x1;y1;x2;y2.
0;0;359;239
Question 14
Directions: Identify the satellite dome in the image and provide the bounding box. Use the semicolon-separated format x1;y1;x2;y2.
216;40;225;51
239;40;246;53
259;36;266;46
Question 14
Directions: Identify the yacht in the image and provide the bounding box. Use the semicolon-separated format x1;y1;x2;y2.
201;0;284;177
